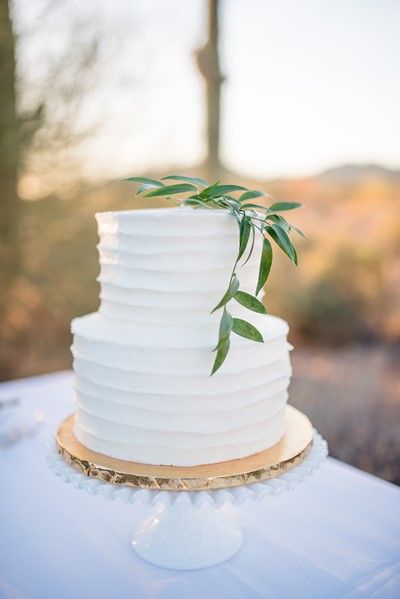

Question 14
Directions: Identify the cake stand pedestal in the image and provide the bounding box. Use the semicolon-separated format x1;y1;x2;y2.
132;501;242;569
48;407;328;570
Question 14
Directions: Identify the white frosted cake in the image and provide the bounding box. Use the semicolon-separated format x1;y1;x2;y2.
71;207;292;466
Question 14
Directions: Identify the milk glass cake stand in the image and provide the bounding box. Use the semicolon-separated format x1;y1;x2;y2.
48;407;328;570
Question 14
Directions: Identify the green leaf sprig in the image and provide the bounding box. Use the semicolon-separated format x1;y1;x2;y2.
125;174;304;375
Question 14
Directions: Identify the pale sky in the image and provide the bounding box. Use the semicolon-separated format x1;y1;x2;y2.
16;0;400;183
222;0;400;177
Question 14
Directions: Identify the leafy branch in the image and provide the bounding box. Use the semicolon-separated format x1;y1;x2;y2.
125;174;304;375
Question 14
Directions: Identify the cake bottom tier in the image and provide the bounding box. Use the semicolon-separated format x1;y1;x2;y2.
71;312;291;466
74;408;286;466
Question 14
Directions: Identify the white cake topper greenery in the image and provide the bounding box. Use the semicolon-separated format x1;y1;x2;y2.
126;175;304;375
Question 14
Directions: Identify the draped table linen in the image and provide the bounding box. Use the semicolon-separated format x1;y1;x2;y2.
1;371;399;598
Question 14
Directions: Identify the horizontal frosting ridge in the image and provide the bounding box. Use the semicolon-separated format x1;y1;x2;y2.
76;392;287;433
74;374;290;410
72;355;292;392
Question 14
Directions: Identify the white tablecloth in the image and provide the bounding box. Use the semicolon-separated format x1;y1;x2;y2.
1;371;399;598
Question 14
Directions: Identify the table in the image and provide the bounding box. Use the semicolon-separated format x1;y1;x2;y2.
1;371;399;598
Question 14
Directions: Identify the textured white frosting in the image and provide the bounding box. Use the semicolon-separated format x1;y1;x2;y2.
72;207;293;466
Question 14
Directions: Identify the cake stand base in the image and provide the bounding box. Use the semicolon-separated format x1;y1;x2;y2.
49;411;328;571
132;502;242;569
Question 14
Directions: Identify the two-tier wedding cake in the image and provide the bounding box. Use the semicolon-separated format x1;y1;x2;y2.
71;207;292;466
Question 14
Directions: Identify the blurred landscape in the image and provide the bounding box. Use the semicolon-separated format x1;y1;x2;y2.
1;0;399;483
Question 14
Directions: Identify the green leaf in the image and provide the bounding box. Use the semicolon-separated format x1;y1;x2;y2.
268;214;306;239
144;183;198;197
291;225;307;239
237;215;251;261
124;177;164;188
161;174;209;188
256;237;273;295
241;203;267;211
211;336;230;375
267;214;290;232
221;196;241;209
265;224;297;265
241;222;256;266
218;308;233;341
232;318;264;342
221;199;242;214
183;197;213;209
211;276;240;313
268;202;303;212
234;291;267;314
136;183;159;195
239;190;265;202
199;184;248;199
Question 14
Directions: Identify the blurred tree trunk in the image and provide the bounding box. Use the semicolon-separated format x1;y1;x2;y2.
0;0;21;290
196;0;224;181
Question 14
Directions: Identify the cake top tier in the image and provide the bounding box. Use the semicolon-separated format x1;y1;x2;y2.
96;206;240;238
95;206;264;327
